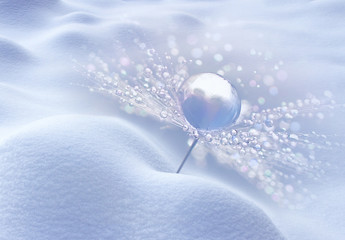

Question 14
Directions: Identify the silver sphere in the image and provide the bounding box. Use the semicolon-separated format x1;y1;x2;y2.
179;73;241;130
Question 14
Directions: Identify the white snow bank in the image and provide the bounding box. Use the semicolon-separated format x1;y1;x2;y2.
0;115;284;240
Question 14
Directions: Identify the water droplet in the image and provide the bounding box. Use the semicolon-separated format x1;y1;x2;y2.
265;119;274;128
147;48;156;56
193;130;199;139
285;185;294;193
163;72;170;78
179;73;241;130
285;113;293;119
214;53;223;62
232;136;239;145
221;138;228;145
265;170;272;177
160;110;168;118
289;134;299;140
116;90;123;96
205;134;213;142
144;68;153;77
135;97;143;104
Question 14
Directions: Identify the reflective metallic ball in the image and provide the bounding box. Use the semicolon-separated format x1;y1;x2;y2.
179;73;241;130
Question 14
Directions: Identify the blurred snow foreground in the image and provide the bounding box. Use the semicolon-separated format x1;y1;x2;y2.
0;115;284;240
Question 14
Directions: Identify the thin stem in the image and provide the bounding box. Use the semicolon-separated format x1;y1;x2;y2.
176;138;199;174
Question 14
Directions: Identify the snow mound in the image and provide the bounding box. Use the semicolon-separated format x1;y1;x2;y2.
0;115;284;240
56;12;101;25
0;37;33;64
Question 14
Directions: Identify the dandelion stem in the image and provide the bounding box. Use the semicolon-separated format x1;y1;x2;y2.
176;138;199;174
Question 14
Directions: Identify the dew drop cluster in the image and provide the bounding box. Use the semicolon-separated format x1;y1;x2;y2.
76;34;345;209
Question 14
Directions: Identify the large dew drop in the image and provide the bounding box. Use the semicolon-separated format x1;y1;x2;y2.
179;73;241;130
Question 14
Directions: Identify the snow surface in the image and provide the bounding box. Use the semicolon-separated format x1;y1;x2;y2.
0;0;345;239
0;115;284;240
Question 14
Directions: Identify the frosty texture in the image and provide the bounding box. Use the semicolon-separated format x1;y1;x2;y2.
0;116;284;240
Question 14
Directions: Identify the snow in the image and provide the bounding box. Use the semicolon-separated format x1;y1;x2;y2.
0;0;344;239
0;116;284;240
